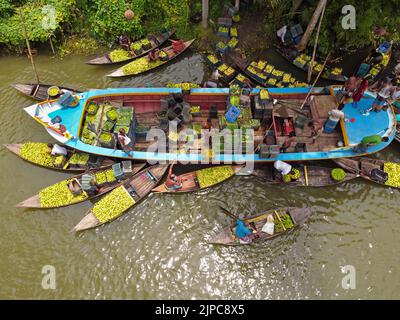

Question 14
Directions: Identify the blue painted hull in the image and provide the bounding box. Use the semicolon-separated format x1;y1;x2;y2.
25;87;396;163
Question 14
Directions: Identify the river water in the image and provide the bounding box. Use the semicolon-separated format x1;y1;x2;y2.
0;51;399;299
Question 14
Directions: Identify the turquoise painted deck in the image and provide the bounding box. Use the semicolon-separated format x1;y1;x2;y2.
343;96;391;145
43;87;396;163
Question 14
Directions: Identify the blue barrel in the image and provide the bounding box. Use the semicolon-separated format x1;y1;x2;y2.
324;118;339;133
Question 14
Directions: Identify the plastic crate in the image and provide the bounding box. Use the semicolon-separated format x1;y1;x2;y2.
225;106;241;123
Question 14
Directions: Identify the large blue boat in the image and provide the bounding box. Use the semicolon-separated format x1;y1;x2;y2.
24;87;396;164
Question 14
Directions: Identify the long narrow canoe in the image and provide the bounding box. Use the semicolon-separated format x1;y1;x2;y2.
4;143;114;173
209;207;313;246
334;157;400;189
229;53;308;88
252;165;357;187
107;39;195;78
86;30;175;65
73;164;169;232
152;165;243;193
16;163;145;209
11;83;80;101
275;45;347;82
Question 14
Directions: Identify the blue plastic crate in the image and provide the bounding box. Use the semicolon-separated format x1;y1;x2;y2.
225;106;241;123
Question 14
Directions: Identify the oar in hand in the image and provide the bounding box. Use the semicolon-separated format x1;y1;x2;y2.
219;206;240;221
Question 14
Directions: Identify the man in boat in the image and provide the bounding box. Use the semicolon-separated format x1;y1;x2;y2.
234;219;253;243
273;160;293;180
370;78;394;112
310;119;324;144
119;34;130;51
81;174;100;196
117;128;133;156
354;135;389;153
47;143;68;156
352;76;370;108
203;69;220;88
148;48;160;62
165;161;183;190
338;76;358;110
171;39;185;53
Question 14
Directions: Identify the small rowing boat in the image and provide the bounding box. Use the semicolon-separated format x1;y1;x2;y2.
152;165;243;193
334;157;400;189
209;207;313;245
73;164;168;232
16;162;145;209
11;83;80;101
86;30;175;65
252;165;357;187
107;39;195;78
4;142;114;173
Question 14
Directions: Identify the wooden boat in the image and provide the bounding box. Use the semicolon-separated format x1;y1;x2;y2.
275;45;347;83
252;165;357;187
152;165;243;193
73;164;168;232
209;207;313;246
356;41;392;83
86;30;175;65
334;157;400;189
23;86;396;163
10;83;80;101
4;143;115;173
107;39;195;78
395;127;400;143
16;163;145;209
230;53;309;88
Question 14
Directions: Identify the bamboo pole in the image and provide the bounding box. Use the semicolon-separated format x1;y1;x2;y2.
300;51;331;110
18;9;40;84
307;0;326;83
49;35;55;55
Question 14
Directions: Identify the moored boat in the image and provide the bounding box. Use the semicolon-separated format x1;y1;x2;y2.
230;52;310;88
86;30;175;65
252;164;357;187
334;157;400;189
16;162;145;209
11;83;80;101
152;165;243;193
275;45;347;83
107;39;195;78
209;207;313;245
4;142;114;173
23;86;396;163
73;164;168;232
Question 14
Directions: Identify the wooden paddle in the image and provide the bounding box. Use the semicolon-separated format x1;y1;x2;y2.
274;210;286;231
219;206;240;221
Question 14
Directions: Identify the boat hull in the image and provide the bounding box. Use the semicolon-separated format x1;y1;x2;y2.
23;87;396;164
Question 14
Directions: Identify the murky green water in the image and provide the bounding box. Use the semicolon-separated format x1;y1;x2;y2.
0;52;400;299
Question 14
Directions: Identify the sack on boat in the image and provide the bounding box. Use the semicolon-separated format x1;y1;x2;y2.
262;215;275;235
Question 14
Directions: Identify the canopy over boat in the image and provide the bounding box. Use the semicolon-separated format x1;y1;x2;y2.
24;86;396;164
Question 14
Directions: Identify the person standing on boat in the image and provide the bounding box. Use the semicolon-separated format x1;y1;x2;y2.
47;143;67;156
234;219;253;243
354;135;389;153
389;84;400;110
203;69;220;88
352;77;369;108
370;77;394;112
338;76;358;110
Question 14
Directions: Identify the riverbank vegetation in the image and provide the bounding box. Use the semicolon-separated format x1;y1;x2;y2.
0;0;399;56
